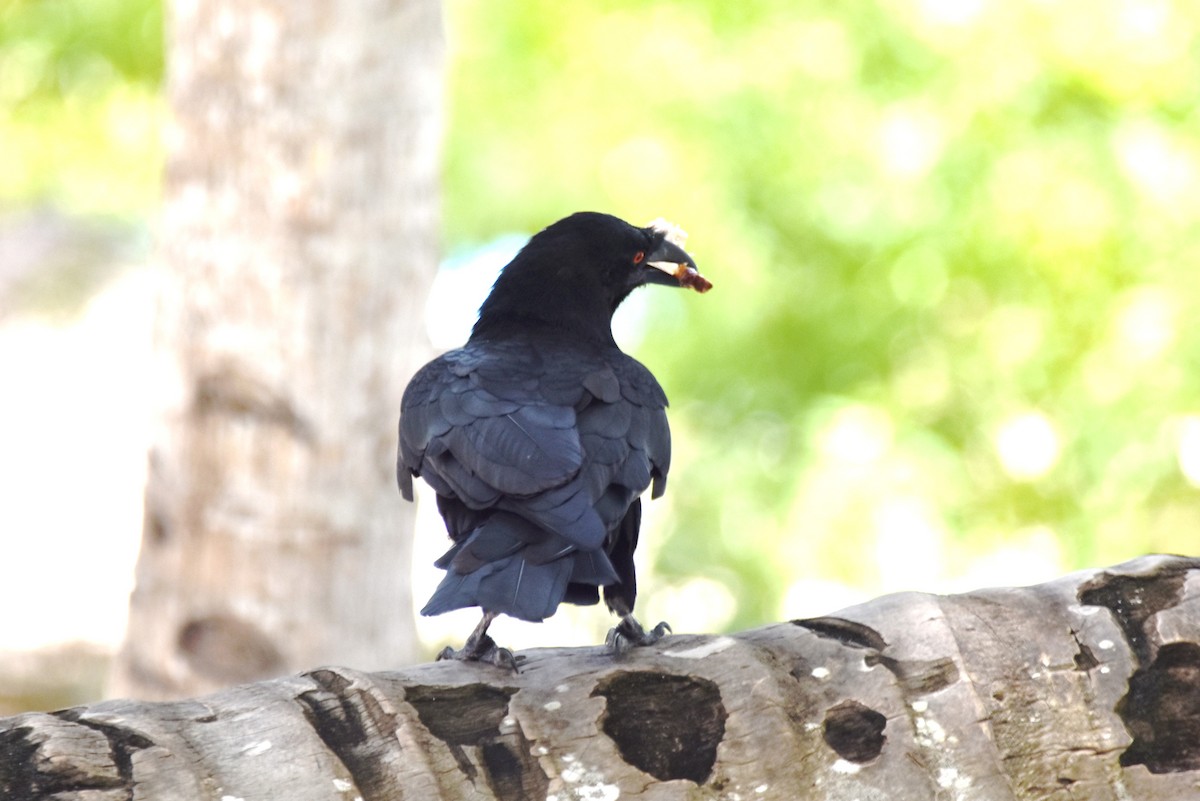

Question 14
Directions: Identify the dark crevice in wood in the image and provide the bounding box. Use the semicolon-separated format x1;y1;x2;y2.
794;616;889;651
298;669;405;801
593;671;726;784
1077;560;1200;774
403;683;515;746
1117;642;1200;773
1077;562;1193;667
823;700;887;763
0;723;50;801
51;708;151;796
403;683;548;800
480;735;550;801
1070;628;1101;672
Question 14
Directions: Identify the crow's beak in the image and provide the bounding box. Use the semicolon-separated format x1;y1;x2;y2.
643;238;712;293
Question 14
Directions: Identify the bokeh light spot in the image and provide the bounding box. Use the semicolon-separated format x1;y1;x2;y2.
994;411;1061;481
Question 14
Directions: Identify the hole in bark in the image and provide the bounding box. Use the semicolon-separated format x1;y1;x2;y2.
823;700;887;763
1118;642;1200;773
404;684;546;801
481;742;530;801
1078;567;1189;666
593;672;726;784
404;684;515;746
177;615;284;683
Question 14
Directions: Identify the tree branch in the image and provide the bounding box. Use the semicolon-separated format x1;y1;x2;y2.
4;555;1199;800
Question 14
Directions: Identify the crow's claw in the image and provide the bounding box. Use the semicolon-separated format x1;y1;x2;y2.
606;618;672;655
437;633;524;673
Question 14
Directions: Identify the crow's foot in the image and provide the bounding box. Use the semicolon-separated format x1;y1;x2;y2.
605;617;672;656
437;633;523;672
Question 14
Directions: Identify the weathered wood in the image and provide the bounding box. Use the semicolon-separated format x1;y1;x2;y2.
111;0;443;699
7;555;1199;800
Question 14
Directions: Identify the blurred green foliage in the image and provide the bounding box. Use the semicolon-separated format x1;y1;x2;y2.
444;0;1200;630
0;0;162;212
7;0;1200;631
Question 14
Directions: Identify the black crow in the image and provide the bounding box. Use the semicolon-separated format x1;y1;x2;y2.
398;212;711;669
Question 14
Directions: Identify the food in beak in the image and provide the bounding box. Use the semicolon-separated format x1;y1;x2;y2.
645;219;712;293
648;260;713;293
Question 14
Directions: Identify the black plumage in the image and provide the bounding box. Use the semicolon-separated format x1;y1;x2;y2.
398;211;710;667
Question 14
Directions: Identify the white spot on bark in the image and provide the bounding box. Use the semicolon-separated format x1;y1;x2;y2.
240;740;271;757
938;766;972;791
221;796;245;801
910;700;928;713
755;784;769;794
544;700;563;712
533;745;550;756
556;683;571;693
1100;665;1111;674
663;636;736;659
832;758;861;774
1071;604;1100;616
1099;639;1115;650
558;759;619;801
811;666;831;679
332;778;352;791
914;714;947;746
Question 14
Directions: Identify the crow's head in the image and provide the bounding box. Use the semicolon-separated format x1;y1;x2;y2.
473;212;710;342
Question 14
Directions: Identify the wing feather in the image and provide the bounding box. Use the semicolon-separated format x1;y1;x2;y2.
400;338;671;622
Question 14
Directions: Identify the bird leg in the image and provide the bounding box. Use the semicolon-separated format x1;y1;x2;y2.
437;610;522;672
604;599;671;655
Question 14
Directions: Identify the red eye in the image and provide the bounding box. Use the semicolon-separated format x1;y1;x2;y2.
633;251;645;264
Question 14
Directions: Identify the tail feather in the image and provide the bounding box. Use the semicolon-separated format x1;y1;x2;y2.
569;549;619;584
478;555;573;622
422;510;621;622
421;562;493;616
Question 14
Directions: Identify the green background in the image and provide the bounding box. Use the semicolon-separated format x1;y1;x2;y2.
5;0;1199;633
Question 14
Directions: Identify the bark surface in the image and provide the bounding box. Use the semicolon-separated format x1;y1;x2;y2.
7;555;1200;800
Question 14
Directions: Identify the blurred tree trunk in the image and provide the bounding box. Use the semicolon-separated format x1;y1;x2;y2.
110;0;443;699
10;556;1200;800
